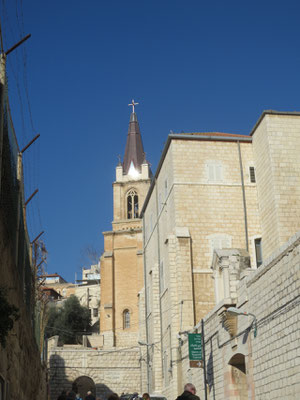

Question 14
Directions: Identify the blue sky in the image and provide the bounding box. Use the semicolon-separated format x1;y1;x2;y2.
2;0;300;282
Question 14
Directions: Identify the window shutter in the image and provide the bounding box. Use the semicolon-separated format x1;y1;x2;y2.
215;165;222;181
208;164;215;181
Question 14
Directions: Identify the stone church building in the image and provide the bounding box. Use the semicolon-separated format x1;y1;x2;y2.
99;102;151;348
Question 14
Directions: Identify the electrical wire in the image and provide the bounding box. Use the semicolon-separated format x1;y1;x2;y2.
1;0;44;245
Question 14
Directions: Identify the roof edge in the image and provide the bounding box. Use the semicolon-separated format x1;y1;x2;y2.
250;110;300;136
140;132;251;217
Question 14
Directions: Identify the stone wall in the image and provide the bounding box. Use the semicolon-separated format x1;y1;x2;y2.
48;339;141;400
0;94;47;399
252;113;300;259
0;211;47;400
180;231;300;400
142;135;261;398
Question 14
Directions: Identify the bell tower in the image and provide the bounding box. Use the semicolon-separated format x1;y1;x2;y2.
100;101;151;347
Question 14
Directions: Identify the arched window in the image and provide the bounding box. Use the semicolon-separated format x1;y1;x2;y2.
123;309;130;329
127;189;139;219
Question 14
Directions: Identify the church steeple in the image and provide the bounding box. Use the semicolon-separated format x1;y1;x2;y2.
123;100;146;176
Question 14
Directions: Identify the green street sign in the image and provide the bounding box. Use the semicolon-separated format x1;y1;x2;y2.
188;333;202;361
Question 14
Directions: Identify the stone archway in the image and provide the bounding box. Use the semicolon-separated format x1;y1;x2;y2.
73;376;96;399
228;353;247;399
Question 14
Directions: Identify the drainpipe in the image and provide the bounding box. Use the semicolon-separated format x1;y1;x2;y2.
142;215;150;393
155;179;164;390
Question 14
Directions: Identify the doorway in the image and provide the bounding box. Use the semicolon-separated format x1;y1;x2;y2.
228;353;247;399
73;376;96;399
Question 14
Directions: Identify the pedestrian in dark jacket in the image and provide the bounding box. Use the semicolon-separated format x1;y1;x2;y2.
57;390;67;400
85;391;96;400
67;391;76;400
176;383;200;400
107;394;119;400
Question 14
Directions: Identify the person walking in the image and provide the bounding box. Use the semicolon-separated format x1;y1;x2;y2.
67;391;76;400
107;394;119;400
176;383;200;400
57;390;67;400
85;391;96;400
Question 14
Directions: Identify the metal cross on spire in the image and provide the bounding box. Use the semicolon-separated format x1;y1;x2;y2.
128;99;139;113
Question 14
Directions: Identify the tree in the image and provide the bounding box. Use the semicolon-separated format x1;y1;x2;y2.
45;295;91;344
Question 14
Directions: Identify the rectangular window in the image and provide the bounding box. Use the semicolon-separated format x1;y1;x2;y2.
249;166;256;183
93;308;98;317
255;238;262;267
207;162;223;182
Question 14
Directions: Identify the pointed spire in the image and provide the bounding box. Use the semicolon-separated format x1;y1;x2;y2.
123;100;146;176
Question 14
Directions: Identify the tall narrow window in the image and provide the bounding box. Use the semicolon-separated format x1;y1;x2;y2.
123;309;130;329
255;238;262;267
249;166;256;183
127;189;139;219
93;308;98;317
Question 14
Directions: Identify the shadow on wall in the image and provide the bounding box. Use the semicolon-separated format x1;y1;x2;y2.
49;354;115;400
206;339;216;400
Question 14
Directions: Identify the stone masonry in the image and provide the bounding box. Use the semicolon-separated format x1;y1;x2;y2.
182;230;300;400
141;132;261;397
48;337;141;400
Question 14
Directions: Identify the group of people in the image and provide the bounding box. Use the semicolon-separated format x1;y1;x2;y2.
57;390;98;400
57;383;200;400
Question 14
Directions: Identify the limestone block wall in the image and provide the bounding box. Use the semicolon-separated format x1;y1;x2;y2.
0;216;47;400
138;288;148;393
100;228;144;347
252;113;300;259
142;135;261;397
188;230;300;400
167;139;260;322
48;345;141;400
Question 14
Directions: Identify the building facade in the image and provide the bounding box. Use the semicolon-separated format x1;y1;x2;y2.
140;111;300;399
187;231;300;399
